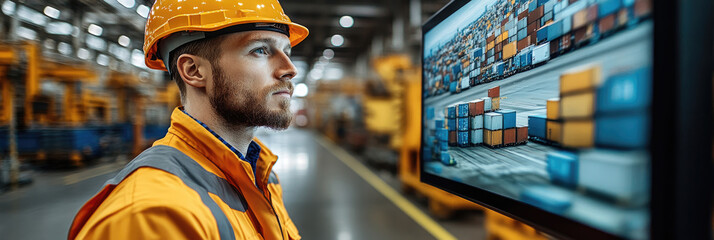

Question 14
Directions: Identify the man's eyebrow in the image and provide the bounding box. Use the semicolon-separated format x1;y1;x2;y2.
247;38;291;52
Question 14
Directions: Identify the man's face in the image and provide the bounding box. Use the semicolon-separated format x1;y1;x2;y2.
208;30;297;130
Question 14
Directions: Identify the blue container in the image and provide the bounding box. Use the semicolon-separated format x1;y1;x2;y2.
447;106;456;118
473;48;483;59
537;25;549;43
595;112;649;149
423;149;434;162
457;117;470;131
425;162;443;174
518;28;528;41
513;53;522;68
529;0;537;12
457;103;469;117
452;64;462;77
449;81;457;93
435;119;445;129
426;106;435;120
436;128;448;141
494;62;504;75
598;0;622;18
441;151;455;166
623;0;635;7
528;115;547;139
458;131;470;147
546;151;578;187
447;118;457;130
518;18;528;30
596;67;651;114
521;186;573;214
520;50;533;67
537;0;549;7
497;109;517;129
548;20;563;41
439;140;449;151
540;11;553;26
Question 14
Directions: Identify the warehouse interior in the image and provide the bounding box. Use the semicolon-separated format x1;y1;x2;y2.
0;0;711;239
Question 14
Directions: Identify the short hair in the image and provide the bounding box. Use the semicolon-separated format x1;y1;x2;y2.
167;35;227;102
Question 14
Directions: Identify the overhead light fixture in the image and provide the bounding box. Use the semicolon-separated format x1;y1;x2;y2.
96;54;110;66
117;0;135;9
294;83;309;97
131;49;146;68
77;48;91;60
339;16;354;28
136;4;150;18
16;26;37;40
46;21;73;35
2;1;15;16
118;35;131;47
57;42;72;55
322;49;335;60
43;6;60;19
17;6;47;26
87;24;103;36
330;34;344;47
86;35;107;51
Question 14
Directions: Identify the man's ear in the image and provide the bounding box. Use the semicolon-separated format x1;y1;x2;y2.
176;54;210;88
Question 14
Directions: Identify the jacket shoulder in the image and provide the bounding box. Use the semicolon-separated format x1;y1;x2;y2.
75;167;219;239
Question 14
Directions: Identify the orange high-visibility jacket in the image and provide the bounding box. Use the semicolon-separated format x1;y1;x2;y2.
68;108;300;239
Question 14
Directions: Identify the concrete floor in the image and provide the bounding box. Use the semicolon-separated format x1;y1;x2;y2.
0;128;484;240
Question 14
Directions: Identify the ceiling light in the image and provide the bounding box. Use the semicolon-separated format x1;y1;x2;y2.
87;24;102;36
16;27;37;40
96;54;110;66
322;49;335;60
43;6;60;19
57;42;72;55
117;0;135;8
339;16;354;28
77;48;91;60
131;49;146;68
118;35;131;47
2;1;15;16
46;21;73;35
136;5;150;18
294;83;309;97
330;34;344;47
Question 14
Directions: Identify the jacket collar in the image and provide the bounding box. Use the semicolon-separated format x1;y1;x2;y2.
166;107;279;188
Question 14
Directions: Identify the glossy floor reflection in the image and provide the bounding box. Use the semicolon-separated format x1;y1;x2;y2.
0;128;483;240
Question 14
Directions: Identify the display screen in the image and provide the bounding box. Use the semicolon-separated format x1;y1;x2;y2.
421;0;653;238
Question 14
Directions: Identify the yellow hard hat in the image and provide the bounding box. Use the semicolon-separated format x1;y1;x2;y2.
143;0;309;71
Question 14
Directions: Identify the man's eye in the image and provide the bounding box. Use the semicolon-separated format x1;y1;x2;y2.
253;47;268;55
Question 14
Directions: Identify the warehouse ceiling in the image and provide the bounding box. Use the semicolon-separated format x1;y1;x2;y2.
3;0;449;79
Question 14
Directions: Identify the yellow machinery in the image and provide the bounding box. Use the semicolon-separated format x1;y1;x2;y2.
484;209;548;240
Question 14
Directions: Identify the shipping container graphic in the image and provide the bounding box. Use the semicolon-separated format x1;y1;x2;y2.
422;0;654;237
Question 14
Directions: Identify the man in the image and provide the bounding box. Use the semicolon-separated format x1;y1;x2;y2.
68;0;308;239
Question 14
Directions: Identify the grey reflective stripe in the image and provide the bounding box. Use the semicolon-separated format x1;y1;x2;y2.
268;171;279;184
107;145;244;240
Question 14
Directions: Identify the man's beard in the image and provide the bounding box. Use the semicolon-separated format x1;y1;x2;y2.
209;65;293;130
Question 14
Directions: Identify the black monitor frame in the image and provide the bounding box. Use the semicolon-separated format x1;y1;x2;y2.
419;1;713;239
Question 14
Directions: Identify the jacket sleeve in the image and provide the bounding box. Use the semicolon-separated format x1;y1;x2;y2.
76;203;212;240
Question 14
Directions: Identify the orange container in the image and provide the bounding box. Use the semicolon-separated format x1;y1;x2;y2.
504;128;516;145
485;129;503;147
546;98;560;120
546;120;562;143
562;120;594;148
503;42;518;60
516;126;528;143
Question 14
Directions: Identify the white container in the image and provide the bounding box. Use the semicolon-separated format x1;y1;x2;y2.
484;112;503;130
471;129;484;144
460;77;470;89
532;42;551;65
481;97;492;111
471;114;484;129
578;150;649;206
